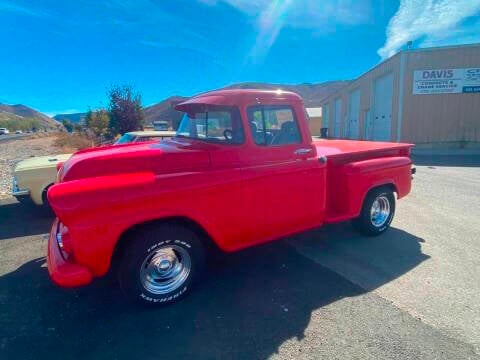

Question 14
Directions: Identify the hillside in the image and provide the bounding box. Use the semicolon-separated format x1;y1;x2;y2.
221;81;350;106
144;81;349;128
0;103;60;128
0;111;23;121
144;96;188;129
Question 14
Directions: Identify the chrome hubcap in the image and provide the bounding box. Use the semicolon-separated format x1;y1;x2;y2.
140;245;191;295
370;195;390;227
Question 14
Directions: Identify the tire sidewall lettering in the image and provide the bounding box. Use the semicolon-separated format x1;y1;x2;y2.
140;286;188;303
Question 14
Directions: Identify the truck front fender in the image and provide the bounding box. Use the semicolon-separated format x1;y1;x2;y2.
47;172;227;277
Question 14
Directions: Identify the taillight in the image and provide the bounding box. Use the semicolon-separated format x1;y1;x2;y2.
56;222;73;259
55;163;64;183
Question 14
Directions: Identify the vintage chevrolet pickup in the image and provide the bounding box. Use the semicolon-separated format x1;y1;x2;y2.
47;89;414;305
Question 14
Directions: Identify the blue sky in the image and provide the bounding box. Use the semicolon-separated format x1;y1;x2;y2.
0;0;479;116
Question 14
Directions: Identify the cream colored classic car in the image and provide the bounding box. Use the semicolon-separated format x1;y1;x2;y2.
12;130;176;206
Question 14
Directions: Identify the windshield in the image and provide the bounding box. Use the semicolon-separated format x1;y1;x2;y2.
176;106;244;144
115;133;135;144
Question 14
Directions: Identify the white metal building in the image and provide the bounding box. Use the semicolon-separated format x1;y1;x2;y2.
320;43;480;147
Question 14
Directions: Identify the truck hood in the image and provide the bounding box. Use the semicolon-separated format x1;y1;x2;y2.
15;153;72;172
60;139;211;182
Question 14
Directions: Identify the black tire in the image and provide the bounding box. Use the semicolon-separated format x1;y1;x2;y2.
352;186;395;236
15;196;34;206
41;186;51;207
36;186;54;216
118;224;205;306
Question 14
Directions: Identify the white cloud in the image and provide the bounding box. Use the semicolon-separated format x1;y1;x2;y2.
378;0;480;59
200;0;371;60
201;0;370;26
0;1;48;16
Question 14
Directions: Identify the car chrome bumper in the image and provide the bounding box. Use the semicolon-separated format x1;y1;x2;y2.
47;218;93;288
12;177;30;197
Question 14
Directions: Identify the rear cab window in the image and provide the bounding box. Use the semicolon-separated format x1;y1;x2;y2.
247;105;302;146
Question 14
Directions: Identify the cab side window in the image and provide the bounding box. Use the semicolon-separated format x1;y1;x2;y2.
247;106;301;145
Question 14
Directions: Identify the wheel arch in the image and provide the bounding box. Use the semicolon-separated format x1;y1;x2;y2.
364;181;398;202
354;181;398;218
110;216;223;274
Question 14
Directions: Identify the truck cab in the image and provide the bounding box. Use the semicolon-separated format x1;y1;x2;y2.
47;89;413;305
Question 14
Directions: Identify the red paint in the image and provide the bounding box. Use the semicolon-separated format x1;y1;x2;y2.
47;89;413;288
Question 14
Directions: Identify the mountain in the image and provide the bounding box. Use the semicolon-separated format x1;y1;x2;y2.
221;81;350;107
0;111;23;121
144;96;189;129
143;81;349;129
53;112;87;124
0;103;60;128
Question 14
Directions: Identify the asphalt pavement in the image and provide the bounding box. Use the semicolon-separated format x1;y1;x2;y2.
0;155;479;359
0;133;29;143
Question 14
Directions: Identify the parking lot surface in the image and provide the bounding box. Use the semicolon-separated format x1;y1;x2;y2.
0;155;479;359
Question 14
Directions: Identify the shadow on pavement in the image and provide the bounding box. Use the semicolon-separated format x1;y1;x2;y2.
412;154;480;167
0;200;54;240
0;227;427;359
288;224;430;292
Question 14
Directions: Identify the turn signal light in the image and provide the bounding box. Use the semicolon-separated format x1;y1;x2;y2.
57;222;73;259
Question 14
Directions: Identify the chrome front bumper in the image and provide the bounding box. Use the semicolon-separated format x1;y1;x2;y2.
12;177;29;197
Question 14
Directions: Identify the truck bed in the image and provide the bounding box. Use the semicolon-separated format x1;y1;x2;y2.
313;139;413;159
313;139;413;223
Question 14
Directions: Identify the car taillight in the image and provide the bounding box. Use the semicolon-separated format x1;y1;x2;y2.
56;163;64;183
57;222;73;259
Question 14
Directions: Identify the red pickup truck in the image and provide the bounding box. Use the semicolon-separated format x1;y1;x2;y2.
47;89;414;305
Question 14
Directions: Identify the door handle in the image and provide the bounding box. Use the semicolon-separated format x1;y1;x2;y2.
294;148;312;155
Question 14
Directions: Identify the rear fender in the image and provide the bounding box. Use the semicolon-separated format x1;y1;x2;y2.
342;156;412;217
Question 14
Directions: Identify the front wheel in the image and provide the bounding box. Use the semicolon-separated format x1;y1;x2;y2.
352;187;395;236
118;224;205;305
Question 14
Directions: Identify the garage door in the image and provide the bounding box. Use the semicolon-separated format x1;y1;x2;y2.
334;98;342;137
371;73;393;141
347;89;360;139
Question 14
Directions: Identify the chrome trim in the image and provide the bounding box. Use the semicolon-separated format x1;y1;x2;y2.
370;195;391;227
294;148;313;155
140;245;191;295
12;177;30;197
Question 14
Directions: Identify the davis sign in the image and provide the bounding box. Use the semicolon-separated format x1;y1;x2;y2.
413;68;480;95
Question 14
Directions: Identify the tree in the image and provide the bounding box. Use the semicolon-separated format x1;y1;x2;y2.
73;123;83;133
86;109;109;137
107;85;144;135
62;119;74;133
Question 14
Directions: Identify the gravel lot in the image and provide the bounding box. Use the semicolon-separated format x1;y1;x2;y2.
0;139;479;359
0;135;58;200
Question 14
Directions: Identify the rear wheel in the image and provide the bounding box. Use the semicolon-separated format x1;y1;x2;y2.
352;187;395;236
37;185;54;216
118;224;205;305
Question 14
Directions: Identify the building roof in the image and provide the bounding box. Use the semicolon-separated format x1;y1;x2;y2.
306;107;322;117
319;42;480;105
